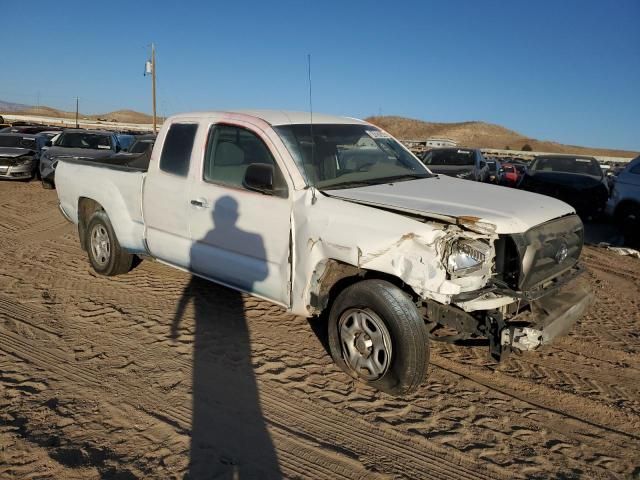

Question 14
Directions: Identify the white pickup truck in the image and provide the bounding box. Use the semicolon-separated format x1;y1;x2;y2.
56;110;592;395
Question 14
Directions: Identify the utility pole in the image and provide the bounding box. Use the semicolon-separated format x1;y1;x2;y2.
151;43;157;133
75;97;79;128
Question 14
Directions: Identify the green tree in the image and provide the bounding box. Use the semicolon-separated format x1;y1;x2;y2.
522;144;533;151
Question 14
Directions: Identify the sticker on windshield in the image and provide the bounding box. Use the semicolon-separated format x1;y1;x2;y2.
97;145;111;149
457;150;472;154
366;130;392;139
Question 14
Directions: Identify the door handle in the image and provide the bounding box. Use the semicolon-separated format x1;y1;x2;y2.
190;198;209;208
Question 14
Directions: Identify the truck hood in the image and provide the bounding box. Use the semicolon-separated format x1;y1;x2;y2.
0;147;34;158
324;176;575;234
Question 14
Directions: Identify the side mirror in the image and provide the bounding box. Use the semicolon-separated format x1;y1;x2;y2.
115;145;121;153
243;163;274;194
45;140;52;147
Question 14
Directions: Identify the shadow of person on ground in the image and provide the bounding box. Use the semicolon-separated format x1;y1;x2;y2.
172;196;281;479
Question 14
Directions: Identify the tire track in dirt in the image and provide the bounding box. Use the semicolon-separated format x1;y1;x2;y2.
2;182;640;479
2;258;637;478
0;297;508;480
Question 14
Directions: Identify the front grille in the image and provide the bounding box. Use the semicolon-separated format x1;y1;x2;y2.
497;215;583;291
0;158;14;167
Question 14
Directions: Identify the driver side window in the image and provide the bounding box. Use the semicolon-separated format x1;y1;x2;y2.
203;125;288;196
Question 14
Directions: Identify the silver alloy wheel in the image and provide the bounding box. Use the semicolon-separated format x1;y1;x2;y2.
338;308;392;381
90;224;111;267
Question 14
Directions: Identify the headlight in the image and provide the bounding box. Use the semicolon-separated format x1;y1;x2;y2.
446;239;491;276
18;156;34;165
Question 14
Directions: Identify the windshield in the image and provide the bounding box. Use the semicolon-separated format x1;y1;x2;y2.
0;135;36;149
425;149;475;166
487;161;497;172
274;124;430;189
531;156;602;176
56;132;112;150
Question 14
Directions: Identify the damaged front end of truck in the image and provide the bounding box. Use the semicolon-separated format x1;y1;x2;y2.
302;191;593;362
441;213;593;360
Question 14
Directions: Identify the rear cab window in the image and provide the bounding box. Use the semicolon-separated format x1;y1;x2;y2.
159;123;198;177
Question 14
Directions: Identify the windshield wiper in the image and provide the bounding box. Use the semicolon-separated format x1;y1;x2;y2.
321;173;431;190
377;173;433;182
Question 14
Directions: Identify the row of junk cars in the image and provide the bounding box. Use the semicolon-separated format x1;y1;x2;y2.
0;122;638;246
0;122;156;187
412;147;637;246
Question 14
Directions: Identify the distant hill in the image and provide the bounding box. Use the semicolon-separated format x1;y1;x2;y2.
0;100;31;113
0;99;154;124
2;99;636;157
366;115;638;158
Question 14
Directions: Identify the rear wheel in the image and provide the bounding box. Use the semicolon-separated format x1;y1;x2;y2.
85;211;133;276
327;279;429;396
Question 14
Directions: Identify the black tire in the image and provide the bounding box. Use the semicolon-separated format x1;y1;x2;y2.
327;279;429;396
41;179;54;190
85;210;133;276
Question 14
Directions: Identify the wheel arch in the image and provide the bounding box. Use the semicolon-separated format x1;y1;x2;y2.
309;258;421;317
78;197;105;251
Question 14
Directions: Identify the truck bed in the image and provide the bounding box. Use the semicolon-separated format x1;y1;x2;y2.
56;157;148;254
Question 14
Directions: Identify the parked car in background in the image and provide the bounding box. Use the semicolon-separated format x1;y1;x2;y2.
0;133;38;180
127;134;156;154
40;129;122;189
98;134;156;169
0;125;61;134
422;148;490;182
605;163;627;190
486;159;503;184
55;110;592;395
519;155;608;218
606;155;640;246
116;134;136;152
33;131;62;179
500;163;520;187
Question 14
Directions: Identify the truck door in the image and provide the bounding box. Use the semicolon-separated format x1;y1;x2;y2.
187;121;291;306
143;122;198;268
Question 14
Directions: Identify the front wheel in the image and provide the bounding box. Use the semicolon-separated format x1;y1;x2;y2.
85;211;133;276
327;279;429;396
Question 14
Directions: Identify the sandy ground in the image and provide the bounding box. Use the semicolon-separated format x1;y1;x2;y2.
0;181;639;479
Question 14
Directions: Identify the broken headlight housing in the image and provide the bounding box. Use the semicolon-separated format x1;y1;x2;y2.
445;239;491;277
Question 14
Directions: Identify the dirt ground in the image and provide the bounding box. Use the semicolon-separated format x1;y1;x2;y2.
0;181;638;480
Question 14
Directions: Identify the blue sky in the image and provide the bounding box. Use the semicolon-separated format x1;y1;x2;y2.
1;0;638;150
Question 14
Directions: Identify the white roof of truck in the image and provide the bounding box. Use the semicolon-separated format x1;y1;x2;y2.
168;110;368;126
